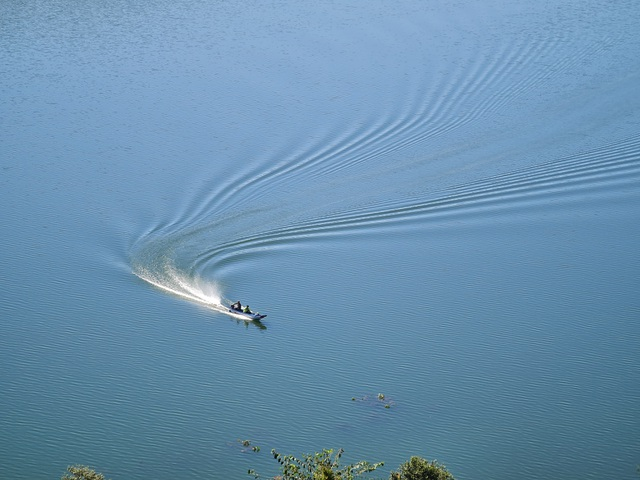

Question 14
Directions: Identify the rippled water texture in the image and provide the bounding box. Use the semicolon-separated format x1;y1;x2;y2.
2;1;639;479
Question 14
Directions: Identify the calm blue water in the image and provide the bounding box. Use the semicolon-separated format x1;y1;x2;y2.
2;1;639;479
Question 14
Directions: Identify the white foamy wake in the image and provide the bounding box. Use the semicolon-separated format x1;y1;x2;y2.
130;234;231;314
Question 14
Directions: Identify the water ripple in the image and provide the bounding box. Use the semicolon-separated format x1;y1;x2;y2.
132;131;640;307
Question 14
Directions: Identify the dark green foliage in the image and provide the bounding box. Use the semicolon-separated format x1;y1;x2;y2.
390;456;454;480
61;465;107;480
249;448;383;480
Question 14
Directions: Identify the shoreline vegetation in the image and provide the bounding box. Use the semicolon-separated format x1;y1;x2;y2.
62;450;455;480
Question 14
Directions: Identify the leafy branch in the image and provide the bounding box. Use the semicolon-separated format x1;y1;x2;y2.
249;448;383;480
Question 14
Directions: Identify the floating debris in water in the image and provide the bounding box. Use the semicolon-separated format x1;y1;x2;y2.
234;439;261;453
351;393;396;409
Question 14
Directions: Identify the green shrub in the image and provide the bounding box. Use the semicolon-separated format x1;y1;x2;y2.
390;456;455;480
249;448;383;480
61;465;107;480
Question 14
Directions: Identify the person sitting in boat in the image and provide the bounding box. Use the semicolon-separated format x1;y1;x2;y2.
231;301;242;311
243;305;252;314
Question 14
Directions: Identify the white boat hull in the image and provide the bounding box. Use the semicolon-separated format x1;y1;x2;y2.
227;309;267;321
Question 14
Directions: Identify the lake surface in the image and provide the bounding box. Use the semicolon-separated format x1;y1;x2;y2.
1;1;639;479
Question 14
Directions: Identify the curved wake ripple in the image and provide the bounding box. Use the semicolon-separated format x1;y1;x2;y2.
130;8;639;313
132;134;640;307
